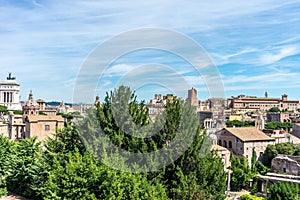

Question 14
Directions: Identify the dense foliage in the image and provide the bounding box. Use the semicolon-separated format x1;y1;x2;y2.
0;86;227;199
268;182;299;200
241;194;266;200
265;122;292;130
0;105;9;115
267;107;281;112
13;110;23;115
230;154;253;191
226;120;255;127
262;143;300;167
58;112;83;120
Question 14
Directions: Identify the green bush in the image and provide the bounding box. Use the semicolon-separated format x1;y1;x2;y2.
268;182;299;200
241;194;266;200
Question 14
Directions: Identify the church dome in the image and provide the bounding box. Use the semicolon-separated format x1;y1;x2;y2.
23;91;39;107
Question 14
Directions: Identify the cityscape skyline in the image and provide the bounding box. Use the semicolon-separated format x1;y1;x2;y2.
1;72;298;104
1;0;300;102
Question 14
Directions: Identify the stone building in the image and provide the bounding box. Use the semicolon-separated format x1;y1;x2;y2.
186;87;198;107
0;121;8;137
8;113;25;140
24;115;64;141
6;91;65;141
292;123;300;139
211;144;231;171
266;112;291;123
22;90;39;116
264;129;300;144
208;98;226;109
147;94;166;121
217;127;275;165
227;94;300;112
197;111;213;128
0;73;22;110
271;155;300;176
57;101;73;114
146;93;177;121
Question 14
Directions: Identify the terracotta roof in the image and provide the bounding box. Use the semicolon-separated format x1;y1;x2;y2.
27;115;64;122
225;127;275;142
234;98;280;101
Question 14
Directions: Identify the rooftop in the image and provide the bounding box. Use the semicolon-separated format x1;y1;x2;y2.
26;115;64;122
225;127;275;142
211;144;229;152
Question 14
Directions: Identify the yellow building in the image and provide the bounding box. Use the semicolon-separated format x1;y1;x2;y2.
25;115;64;141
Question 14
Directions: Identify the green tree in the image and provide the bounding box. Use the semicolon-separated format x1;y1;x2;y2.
255;161;269;175
13;110;23;115
267;107;280;112
0;86;228;199
268;182;299;200
226;120;255;127
265;122;292;131
262;145;278;167
0;135;15;197
0;105;9;115
230;154;252;191
6;137;45;199
40;150;101;200
251;148;257;172
91;86;227;199
262;143;299;167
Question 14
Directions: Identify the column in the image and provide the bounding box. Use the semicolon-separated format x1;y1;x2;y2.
6;92;9;103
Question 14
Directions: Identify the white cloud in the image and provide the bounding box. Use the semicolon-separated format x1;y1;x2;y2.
260;46;299;65
1;0;300;102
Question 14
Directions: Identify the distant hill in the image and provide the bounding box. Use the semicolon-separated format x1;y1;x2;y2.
45;101;90;107
45;101;73;107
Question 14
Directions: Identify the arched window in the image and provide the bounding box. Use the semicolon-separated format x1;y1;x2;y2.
229;141;232;149
218;140;222;146
224;140;227;148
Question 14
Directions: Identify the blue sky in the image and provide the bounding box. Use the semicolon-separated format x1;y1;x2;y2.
1;0;300;103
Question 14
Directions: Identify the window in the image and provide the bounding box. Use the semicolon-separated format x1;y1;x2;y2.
229;141;232;149
224;141;227;148
45;125;50;131
218;140;222;146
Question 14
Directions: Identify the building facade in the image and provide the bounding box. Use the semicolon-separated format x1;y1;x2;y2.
6;91;65;141
292;123;300;139
0;73;22;110
217;127;275;165
186;87;198;107
24;115;64;141
227;94;300;112
271;155;300;176
266;112;291;123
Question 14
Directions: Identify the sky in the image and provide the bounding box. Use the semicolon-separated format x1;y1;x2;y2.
0;0;300;103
